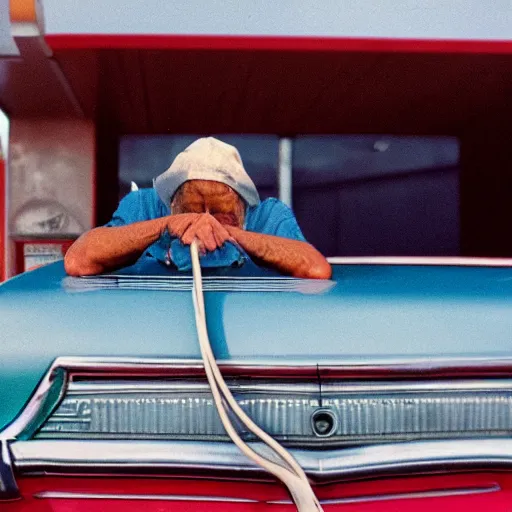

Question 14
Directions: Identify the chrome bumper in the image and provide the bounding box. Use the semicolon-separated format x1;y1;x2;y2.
10;438;512;483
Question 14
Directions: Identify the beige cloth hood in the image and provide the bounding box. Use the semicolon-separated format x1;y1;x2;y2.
154;137;260;207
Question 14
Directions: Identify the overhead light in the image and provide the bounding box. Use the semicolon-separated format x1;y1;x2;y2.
373;140;390;152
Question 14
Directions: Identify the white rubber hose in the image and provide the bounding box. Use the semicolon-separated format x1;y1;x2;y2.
190;240;323;511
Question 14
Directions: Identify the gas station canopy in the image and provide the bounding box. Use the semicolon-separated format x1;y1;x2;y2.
1;0;511;135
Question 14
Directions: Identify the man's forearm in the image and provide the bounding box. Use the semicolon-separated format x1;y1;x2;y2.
64;217;167;276
226;227;332;279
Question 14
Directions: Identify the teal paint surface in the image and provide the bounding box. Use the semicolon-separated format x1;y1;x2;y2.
1;261;512;431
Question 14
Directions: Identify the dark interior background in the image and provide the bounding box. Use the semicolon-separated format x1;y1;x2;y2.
48;48;512;257
119;134;459;257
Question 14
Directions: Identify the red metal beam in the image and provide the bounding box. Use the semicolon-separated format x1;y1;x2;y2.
0;155;5;281
45;34;512;54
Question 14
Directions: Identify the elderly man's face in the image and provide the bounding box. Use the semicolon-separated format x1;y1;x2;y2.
171;180;245;228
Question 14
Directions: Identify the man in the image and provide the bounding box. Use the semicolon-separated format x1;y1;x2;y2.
64;137;331;279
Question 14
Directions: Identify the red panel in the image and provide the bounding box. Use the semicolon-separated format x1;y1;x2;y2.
4;472;512;511
0;155;5;281
45;34;512;54
12;239;74;275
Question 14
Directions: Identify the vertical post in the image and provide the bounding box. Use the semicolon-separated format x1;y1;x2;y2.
0;148;4;281
278;138;293;208
0;110;7;281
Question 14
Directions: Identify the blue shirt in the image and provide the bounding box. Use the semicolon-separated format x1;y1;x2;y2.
106;189;306;265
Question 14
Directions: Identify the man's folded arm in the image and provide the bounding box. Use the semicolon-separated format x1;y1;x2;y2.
64;212;230;276
64;218;167;276
225;226;332;280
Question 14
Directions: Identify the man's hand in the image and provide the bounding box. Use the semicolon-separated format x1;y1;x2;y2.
166;213;231;254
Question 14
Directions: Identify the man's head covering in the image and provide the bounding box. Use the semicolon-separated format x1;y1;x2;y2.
154;137;260;207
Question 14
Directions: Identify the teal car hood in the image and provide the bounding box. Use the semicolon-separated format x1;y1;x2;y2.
1;260;512;431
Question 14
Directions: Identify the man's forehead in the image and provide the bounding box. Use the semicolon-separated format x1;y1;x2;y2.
180;180;238;198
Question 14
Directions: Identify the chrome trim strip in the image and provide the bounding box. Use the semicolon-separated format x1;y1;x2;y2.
69;378;512;395
0;440;19;501
321;378;512;393
11;439;512;482
6;355;512;440
270;485;501;505
327;256;512;267
34;491;257;503
67;380;319;395
33;485;500;504
52;354;512;371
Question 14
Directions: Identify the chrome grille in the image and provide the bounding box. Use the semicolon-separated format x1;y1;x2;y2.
37;381;320;441
36;379;512;444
